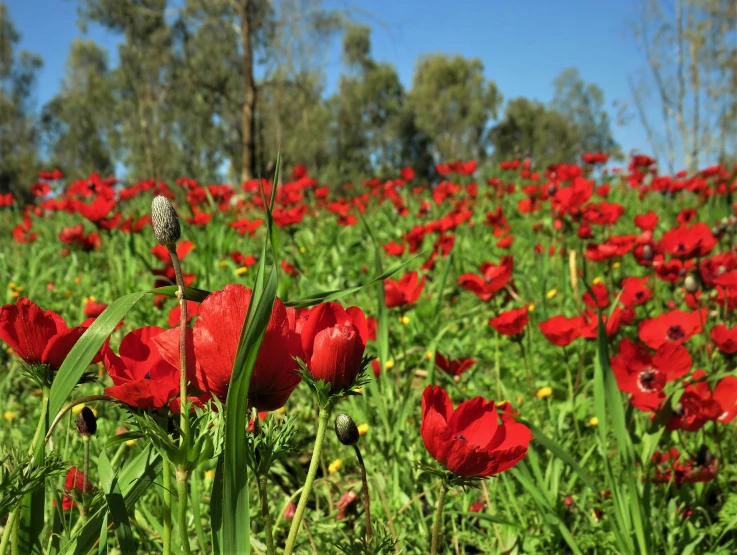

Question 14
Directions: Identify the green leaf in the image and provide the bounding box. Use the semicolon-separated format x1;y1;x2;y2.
98;450;136;554
222;264;278;555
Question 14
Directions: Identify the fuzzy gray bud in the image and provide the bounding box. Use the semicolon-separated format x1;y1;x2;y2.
334;413;359;446
684;275;698;294
76;407;97;436
151;196;181;246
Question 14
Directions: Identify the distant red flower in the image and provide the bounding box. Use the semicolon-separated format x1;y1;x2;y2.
12;217;38;244
229;218;264;237
666;370;721;432
382;241;405;256
638;309;706;350
496;236;514;249
230;252;258;267
31;182;51;197
538;315;581;347
435;352;476;377
152;241;195;263
300;302;368;392
384;271;426;308
659;223;717;259
61;467;93;510
272;206;307;227
489;307;529;336
336;490;359;520
620;276;652;306
579;308;623;339
634;211;658;231
83;299;108;318
458;256;513;302
103;326;180;410
400;167;415;181
713;376;737;423
711;325;737;354
611;338;692;412
676;208;697;225
582;282;610;309
420;386;532;477
155;284;303;410
167;301;201;327
0;298;91;370
59;224;101;252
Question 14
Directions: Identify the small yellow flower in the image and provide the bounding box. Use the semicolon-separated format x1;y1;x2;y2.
10;292;19;299
14;286;22;293
589;417;599;427
592;276;603;285
384;359;394;370
235;267;248;275
218;261;228;268
125;439;137;447
546;289;557;299
8;282;16;290
527;302;535;312
399;315;410;325
5;347;13;354
72;404;86;414
299;247;306;254
516;396;524;404
278;406;286;414
536;387;553;399
74;277;81;284
352;386;363;394
204;470;216;480
328;459;342;473
65;291;72;297
425;351;433;360
612;262;620;269
357;423;369;436
3;411;15;421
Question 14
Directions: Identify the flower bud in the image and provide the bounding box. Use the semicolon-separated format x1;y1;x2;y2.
76;407;97;436
151;196;181;246
334;413;359;446
642;244;654;261
684;275;698;294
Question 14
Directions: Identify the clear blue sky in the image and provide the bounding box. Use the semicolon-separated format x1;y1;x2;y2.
7;0;649;156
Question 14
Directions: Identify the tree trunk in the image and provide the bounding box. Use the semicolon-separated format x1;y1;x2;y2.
239;0;256;182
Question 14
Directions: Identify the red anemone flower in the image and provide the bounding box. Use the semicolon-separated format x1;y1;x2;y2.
710;325;737;355
638;309;706;350
103;326;180;410
489;307;529;336
538;315;581;347
435;352;476;377
420;386;532;477
83;300;108;319
620;276;652;307
384;271;426;309
0;298;92;369
458;256;514;302
666;370;721;432
155;284;303;411
61;467;93;510
659;223;717;259
300;302;368;392
611;338;692;412
713;376;737;423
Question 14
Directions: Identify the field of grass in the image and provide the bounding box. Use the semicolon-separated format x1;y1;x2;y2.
2;156;737;554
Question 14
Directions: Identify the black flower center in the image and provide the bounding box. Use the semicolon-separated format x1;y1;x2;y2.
638;369;658;393
454;434;467;441
667;325;686;341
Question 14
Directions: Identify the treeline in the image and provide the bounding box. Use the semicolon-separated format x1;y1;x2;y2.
3;0;622;197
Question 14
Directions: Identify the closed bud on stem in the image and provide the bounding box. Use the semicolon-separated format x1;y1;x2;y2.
684;274;698;294
151;195;181;246
334;413;359;446
76;407;97;436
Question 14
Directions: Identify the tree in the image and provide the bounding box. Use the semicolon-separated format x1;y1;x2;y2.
408;54;501;162
0;2;42;197
41;39;116;178
490;97;581;168
551;68;620;158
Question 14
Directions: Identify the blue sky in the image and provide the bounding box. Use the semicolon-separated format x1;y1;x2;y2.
7;0;649;155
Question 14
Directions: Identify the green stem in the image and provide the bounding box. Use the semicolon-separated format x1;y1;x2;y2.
0;509;17;555
430;482;449;555
257;473;275;555
176;469;191;555
81;435;91;520
190;471;207;554
284;400;335;555
163;463;172;555
353;445;372;543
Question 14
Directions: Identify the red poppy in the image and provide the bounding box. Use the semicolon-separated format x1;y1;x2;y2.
384;271;426;309
496;236;514;249
167;301;201;327
83;300;108;318
155;284;303;410
300;302;368;392
579;308;623;339
420;386;531;477
61;467;93;510
582;282;610;309
538;315;581;347
488;307;529;336
400;167;415;181
611;338;692;412
0;298;91;370
103;326;180;410
383;242;405;256
710;325;737;355
228;218;264;237
458;256;513;302
435;352;476;377
31;182;51;197
713;376;737;423
151;241;195;264
659;223;717;259
620;276;652;307
666;370;721;432
638;309;706;350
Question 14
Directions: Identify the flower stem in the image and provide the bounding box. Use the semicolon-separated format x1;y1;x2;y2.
257;473;275;555
162;463;172;555
190;471;207;554
284;399;335;555
0;509;17;555
176;468;191;555
430;481;448;555
353;444;372;543
81;435;91;520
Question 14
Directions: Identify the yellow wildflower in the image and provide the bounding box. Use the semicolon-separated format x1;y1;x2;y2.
74;277;81;284
399;315;410;325
218;261;228;268
528;302;535;312
357;423;369;436
536;387;553;399
235;267;248;275
299;247;306;254
328;459;342;473
592;277;602;285
125;439;137;447
384;360;395;370
10;292;19;299
516;396;524;404
612;262;620;269
546;289;557;299
3;411;15;421
425;351;433;360
8;282;16;290
204;470;216;480
589;417;599;427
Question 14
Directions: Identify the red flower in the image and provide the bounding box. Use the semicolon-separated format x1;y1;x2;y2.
435;352;476;377
620;276;651;307
31;182;51;197
496;236;514;249
229;218;264;237
458;256;513;302
382;242;405;257
582;282;610;309
538;315;581;346
400;167;415;181
634;211;658;231
666;370;721;432
384;271;426;309
152;241;195;264
489;307;529;336
611;338;692;412
710;325;737;355
300;302;368;392
83;299;108;318
420;386;531;477
167;301;200;327
713;376;737;423
0;298;90;369
155;284;303;410
103;326;180;410
659;223;717;259
61;467;93;510
638;309;706;350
